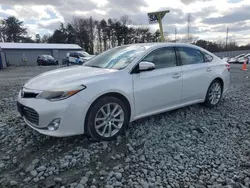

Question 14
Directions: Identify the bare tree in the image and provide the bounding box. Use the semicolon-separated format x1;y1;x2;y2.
41;35;49;43
120;15;132;26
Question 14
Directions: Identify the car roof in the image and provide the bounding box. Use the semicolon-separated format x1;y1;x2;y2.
119;42;208;51
119;42;215;57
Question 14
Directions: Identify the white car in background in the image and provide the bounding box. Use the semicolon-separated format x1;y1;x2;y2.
237;53;250;64
17;43;230;141
66;51;95;65
221;57;230;62
228;54;245;63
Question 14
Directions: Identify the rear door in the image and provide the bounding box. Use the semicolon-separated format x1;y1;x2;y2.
177;47;214;103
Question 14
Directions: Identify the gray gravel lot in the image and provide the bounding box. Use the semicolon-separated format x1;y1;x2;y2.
0;64;250;188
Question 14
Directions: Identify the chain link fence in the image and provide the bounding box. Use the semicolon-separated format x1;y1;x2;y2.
213;50;250;58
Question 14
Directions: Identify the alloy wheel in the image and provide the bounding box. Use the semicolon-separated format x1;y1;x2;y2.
208;82;221;105
94;103;124;138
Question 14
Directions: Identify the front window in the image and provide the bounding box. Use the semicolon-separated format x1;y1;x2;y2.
83;45;147;70
142;47;177;69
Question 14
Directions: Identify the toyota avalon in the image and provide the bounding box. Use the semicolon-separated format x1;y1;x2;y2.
17;43;230;141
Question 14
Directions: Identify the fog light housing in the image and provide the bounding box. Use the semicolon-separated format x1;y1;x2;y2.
47;118;61;131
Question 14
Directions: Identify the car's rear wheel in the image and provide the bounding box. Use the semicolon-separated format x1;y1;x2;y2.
204;80;223;107
85;96;129;141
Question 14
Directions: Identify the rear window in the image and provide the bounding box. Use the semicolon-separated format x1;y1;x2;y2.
177;47;204;65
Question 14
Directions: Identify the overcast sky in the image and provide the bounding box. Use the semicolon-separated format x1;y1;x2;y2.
0;0;250;45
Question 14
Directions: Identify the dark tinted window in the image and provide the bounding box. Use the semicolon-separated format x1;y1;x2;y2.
142;47;177;69
78;53;84;57
178;47;204;65
71;53;79;58
202;51;213;62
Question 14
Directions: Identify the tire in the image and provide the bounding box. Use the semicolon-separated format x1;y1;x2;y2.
85;96;129;141
204;80;223;108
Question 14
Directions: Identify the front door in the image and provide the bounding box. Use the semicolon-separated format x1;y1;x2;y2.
132;47;183;118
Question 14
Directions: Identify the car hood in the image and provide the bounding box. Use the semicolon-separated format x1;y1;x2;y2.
24;66;117;90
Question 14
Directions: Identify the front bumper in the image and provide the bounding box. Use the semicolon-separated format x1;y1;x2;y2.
17;92;90;137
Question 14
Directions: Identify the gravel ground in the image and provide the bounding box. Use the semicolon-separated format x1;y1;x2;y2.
0;64;250;188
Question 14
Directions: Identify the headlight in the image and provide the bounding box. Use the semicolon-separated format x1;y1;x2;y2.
36;85;86;101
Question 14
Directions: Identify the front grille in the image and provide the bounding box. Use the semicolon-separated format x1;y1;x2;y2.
23;92;38;98
17;102;39;126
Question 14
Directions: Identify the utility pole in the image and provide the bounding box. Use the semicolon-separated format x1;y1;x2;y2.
175;27;177;42
225;27;229;51
187;13;192;43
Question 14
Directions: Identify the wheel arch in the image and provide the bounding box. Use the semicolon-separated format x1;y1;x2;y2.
212;77;224;92
84;92;132;131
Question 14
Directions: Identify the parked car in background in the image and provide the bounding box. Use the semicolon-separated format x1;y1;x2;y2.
37;55;58;66
228;54;245;63
221;57;230;62
237;53;250;64
66;51;95;66
17;43;230;141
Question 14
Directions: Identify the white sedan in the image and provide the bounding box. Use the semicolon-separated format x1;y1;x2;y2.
17;43;230;141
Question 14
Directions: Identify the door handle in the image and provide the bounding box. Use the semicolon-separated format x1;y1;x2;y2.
172;73;181;79
206;67;212;72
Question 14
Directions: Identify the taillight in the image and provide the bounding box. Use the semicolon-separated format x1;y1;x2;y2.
225;63;230;72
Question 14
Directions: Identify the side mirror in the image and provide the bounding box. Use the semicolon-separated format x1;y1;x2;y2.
139;61;155;71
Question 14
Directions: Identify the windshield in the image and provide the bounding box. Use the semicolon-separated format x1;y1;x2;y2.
78;51;90;57
43;55;54;59
83;45;147;70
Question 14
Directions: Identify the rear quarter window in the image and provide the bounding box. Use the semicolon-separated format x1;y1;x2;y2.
201;51;213;62
69;52;75;57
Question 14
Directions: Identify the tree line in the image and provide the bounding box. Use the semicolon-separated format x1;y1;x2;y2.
43;16;162;54
1;16;250;54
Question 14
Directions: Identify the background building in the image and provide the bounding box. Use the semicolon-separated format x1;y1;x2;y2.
0;50;7;69
0;43;82;66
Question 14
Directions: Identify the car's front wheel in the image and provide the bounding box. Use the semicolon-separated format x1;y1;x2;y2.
204;80;223;107
85;96;129;141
